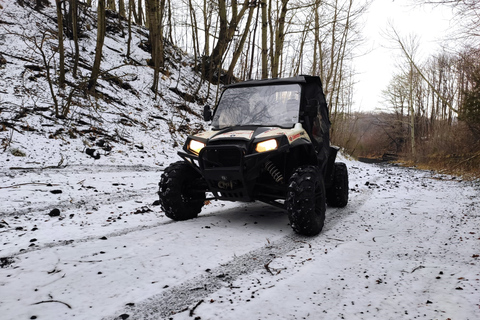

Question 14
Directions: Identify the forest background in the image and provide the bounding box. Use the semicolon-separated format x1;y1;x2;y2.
1;0;479;178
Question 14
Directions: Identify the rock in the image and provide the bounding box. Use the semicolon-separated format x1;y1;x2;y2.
85;148;101;160
48;208;61;217
0;257;15;268
10;148;26;157
0;53;6;66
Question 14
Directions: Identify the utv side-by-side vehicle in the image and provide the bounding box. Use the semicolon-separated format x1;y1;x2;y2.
158;75;348;236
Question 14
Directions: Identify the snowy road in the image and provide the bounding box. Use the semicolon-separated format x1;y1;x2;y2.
1;160;479;320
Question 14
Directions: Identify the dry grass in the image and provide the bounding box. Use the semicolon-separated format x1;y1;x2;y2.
333;113;480;180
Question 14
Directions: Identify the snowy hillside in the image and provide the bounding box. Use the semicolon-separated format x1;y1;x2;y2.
0;0;214;169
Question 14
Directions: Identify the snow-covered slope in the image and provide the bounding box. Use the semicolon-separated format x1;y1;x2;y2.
0;0;213;169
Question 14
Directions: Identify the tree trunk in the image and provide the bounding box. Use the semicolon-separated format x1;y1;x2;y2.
145;0;165;96
261;0;268;79
311;0;321;75
188;0;199;63
166;0;174;44
271;0;289;78
119;0;126;18
293;20;310;76
88;0;106;92
55;0;65;90
136;0;143;25
127;0;133;57
71;0;79;78
107;0;116;11
409;64;416;160
201;0;210;78
248;4;260;80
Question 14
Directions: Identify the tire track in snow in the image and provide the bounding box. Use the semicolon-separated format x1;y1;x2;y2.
104;234;306;320
1;165;162;218
0;188;153;218
0;164;161;177
3;219;171;258
105;174;379;319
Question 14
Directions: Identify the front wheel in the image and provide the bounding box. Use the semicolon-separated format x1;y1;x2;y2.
158;161;206;221
285;165;326;236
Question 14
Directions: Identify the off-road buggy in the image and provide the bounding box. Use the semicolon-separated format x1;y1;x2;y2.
158;75;348;236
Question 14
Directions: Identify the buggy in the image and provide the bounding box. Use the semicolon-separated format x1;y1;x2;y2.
158;75;348;236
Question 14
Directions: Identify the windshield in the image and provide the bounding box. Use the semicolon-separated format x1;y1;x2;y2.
211;84;301;129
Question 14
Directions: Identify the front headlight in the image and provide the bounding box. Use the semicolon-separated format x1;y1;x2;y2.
188;139;206;154
256;139;278;153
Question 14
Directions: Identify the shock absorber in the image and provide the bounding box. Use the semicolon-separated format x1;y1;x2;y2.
265;161;284;183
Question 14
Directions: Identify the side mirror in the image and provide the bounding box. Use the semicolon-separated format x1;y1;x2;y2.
203;105;212;121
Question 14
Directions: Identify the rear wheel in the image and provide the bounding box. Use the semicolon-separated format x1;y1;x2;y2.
158;161;206;221
285;165;326;236
326;162;349;208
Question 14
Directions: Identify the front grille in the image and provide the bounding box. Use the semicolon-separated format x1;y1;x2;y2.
201;146;244;168
199;144;252;201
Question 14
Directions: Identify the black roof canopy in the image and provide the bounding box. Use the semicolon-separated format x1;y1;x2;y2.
224;76;327;106
220;75;330;150
224;76;307;88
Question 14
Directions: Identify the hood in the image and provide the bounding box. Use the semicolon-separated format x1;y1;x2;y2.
192;123;310;145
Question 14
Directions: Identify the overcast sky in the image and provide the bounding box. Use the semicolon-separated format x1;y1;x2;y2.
353;0;454;112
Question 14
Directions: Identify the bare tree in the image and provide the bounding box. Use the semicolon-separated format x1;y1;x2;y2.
202;0;250;81
227;2;256;83
388;26;458;114
416;0;479;44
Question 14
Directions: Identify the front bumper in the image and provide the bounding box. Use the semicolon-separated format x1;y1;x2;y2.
179;143;286;202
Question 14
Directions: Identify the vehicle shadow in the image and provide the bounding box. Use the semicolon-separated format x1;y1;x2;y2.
197;201;291;234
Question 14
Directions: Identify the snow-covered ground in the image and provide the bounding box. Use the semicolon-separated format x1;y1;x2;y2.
1;155;479;320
